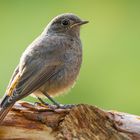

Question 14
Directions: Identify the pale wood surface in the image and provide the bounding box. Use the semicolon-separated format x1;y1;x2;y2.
0;101;140;140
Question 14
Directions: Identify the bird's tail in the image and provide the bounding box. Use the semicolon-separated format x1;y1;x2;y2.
0;95;14;124
0;104;13;124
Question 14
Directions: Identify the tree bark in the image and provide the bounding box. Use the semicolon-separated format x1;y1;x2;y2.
0;101;140;140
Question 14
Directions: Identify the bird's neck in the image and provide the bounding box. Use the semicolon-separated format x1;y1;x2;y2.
42;28;80;40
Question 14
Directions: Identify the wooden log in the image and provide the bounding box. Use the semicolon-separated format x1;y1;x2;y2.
0;101;140;140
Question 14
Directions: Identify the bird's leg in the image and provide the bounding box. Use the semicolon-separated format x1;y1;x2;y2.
37;97;49;105
43;93;60;107
37;96;60;110
44;92;75;109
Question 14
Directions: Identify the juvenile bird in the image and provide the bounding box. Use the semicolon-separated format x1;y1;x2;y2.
0;13;88;123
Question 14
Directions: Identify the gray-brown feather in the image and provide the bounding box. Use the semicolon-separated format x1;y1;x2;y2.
0;13;87;124
0;13;85;111
20;34;82;98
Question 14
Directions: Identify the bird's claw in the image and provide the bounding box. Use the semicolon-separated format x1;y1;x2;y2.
57;104;75;109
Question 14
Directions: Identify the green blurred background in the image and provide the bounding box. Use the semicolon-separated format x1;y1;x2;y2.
0;0;140;114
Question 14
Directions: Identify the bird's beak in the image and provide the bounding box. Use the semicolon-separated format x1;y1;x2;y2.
78;20;89;25
70;20;89;28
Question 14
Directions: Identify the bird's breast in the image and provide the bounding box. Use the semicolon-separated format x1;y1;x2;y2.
47;40;82;96
31;35;83;98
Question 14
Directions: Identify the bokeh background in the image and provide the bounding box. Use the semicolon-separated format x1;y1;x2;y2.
0;0;140;114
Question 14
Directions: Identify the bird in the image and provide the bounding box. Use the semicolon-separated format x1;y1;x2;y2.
0;13;88;123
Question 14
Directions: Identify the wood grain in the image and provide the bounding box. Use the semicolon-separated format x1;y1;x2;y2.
0;101;140;140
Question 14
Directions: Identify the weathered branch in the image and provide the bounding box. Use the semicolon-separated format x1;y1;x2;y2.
0;101;140;140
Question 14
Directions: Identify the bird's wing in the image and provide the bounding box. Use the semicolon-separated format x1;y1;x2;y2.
1;43;64;108
8;65;19;86
15;61;63;100
0;65;19;106
5;65;19;94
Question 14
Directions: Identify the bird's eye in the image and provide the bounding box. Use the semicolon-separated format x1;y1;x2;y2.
61;19;70;26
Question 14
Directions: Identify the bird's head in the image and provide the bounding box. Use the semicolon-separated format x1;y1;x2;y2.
44;13;88;38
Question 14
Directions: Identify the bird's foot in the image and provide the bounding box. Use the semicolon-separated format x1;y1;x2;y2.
57;104;75;109
34;101;49;107
37;97;75;109
34;101;57;110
